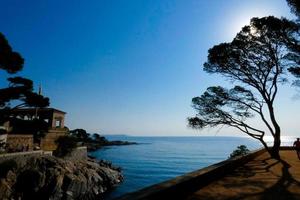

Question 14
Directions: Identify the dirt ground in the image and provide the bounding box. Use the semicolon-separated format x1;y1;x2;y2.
185;150;300;200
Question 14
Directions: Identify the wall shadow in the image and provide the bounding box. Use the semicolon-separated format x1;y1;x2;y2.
232;154;300;200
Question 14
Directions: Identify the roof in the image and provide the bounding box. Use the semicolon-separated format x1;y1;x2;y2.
9;108;66;114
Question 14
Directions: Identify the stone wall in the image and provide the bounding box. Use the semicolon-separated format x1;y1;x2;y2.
6;134;33;152
0;134;7;143
0;134;7;152
40;129;67;151
64;146;88;161
0;150;52;162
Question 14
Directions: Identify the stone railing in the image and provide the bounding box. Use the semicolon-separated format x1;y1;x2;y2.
116;148;267;200
0;146;87;163
0;150;52;162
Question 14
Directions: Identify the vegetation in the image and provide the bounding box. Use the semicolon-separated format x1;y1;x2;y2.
68;128;136;151
287;0;300;19
54;136;78;157
69;128;91;142
9;118;48;142
229;145;250;159
0;32;50;138
93;133;108;143
189;16;299;159
285;0;300;85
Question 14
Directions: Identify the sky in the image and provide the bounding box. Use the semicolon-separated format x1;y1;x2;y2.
0;0;299;136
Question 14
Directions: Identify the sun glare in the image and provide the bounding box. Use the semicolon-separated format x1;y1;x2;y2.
225;8;266;39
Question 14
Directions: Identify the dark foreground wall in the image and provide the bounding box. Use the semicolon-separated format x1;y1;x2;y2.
116;148;268;200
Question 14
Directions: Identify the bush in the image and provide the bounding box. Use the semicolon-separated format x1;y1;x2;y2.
229;145;250;159
54;136;77;157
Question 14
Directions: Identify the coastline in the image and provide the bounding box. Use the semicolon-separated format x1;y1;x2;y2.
90;136;264;199
0;152;123;200
86;140;138;152
115;147;298;200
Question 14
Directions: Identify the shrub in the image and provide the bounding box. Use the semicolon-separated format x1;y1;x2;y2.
229;145;250;159
54;136;77;157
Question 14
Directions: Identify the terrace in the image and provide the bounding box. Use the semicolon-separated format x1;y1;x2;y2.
117;148;300;200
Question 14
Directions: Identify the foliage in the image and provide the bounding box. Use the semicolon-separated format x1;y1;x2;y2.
287;0;300;19
0;33;24;73
54;136;78;157
69;129;91;142
0;32;50;142
0;77;50;123
9;118;48;142
189;16;300;159
93;133;108;144
68;129;112;151
285;1;300;84
229;145;250;159
69;129;110;147
0;33;50;125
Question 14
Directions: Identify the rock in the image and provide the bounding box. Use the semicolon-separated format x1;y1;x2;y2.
86;139;138;152
0;155;123;200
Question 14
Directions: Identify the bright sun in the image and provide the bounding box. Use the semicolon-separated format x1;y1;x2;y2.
226;8;266;38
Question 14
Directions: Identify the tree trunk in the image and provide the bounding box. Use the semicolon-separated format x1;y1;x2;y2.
259;138;280;160
266;102;281;160
270;132;281;159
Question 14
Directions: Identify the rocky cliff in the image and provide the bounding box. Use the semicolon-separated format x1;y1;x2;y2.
0;155;123;200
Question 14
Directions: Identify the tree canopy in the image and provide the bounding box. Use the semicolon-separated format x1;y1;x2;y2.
0;33;24;74
189;16;300;159
0;33;49;125
69;129;90;141
287;0;300;19
285;0;300;83
0;77;49;110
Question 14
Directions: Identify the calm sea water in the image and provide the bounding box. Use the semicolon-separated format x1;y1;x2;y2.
89;136;296;199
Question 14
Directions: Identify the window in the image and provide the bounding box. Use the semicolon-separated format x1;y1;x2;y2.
55;120;61;128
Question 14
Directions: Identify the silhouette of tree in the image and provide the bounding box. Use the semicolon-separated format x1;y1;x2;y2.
189;16;299;159
0;77;49;109
54;136;77;157
0;33;24;73
229;145;250;159
0;33;49;123
93;133;108;143
285;0;300;83
69;129;90;141
287;0;300;19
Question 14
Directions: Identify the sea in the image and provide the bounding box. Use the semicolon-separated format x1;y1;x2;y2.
89;135;296;199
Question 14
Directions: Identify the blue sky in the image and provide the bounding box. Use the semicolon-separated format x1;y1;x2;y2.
0;0;298;136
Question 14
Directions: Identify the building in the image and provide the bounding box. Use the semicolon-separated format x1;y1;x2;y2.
4;108;68;151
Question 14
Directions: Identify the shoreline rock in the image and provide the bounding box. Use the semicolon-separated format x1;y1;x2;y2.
0;154;123;200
